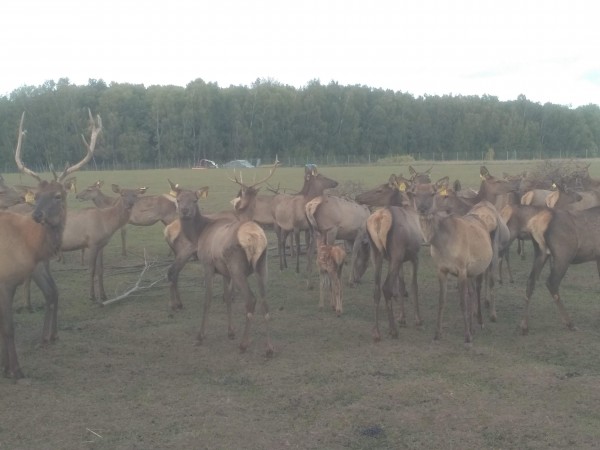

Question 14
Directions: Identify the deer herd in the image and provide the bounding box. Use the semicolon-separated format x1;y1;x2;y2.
3;110;600;381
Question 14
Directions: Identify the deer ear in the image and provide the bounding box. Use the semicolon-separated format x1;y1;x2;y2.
111;184;120;193
409;166;416;176
139;186;148;194
25;190;36;205
197;186;210;198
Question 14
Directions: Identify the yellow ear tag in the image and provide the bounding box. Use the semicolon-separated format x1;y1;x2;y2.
398;182;406;192
551;183;557;189
480;174;485;180
169;190;178;197
25;191;35;204
439;188;448;197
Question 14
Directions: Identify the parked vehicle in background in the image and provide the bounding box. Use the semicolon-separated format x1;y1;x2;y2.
193;159;218;169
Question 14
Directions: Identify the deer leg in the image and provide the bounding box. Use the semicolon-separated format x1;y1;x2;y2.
230;270;257;354
16;276;33;313
546;259;575;330
276;226;288;270
318;269;328;311
222;277;235;339
0;283;24;379
306;229;316;290
382;259;401;338
97;249;107;301
410;258;422;326
295;228;302;273
32;261;59;343
333;264;343;316
121;226;127;257
255;256;273;357
487;267;497;322
522;242;549;335
434;270;448;341
198;269;215;345
371;252;383;342
167;244;196;310
458;274;473;346
475;274;484;329
87;247;100;302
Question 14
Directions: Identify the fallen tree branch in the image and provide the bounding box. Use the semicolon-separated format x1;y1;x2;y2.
101;249;164;307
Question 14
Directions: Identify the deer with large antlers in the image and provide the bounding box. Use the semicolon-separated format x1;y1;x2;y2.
169;180;273;356
0;110;98;379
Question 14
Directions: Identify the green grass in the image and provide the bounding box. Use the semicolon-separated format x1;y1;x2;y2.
2;161;600;449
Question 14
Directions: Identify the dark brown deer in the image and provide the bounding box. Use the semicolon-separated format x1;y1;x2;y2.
273;165;338;272
0;110;97;379
77;180;178;256
169;183;273;356
66;184;146;302
365;204;423;341
522;206;600;334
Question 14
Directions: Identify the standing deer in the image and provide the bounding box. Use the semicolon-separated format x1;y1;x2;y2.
314;230;346;316
304;194;371;287
67;183;146;302
169;182;273;356
0;110;97;379
273;165;338;272
522;206;600;334
77;180;178;256
410;179;494;346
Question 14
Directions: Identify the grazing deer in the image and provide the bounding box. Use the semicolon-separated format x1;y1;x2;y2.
169;182;273;356
273;165;338;273
77;180;178;256
66;184;146;302
314;230;346;316
0;110;97;379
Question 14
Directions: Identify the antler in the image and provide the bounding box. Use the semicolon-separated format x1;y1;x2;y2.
57;108;102;182
228;160;280;189
14;112;42;183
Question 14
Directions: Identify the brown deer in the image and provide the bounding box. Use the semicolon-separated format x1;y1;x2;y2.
77;180;178;256
365;204;424;341
66;184;146;302
0;110;97;379
165;164;279;311
314;230;346;316
410;179;494;346
273;165;338;272
169;182;273;356
304;194;371;287
522;206;600;334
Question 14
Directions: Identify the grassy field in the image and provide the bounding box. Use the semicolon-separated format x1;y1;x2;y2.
2;161;600;449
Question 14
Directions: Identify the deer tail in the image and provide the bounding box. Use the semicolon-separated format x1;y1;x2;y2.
237;221;268;270
366;209;392;254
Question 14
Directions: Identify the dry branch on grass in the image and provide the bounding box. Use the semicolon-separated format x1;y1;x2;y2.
101;250;166;306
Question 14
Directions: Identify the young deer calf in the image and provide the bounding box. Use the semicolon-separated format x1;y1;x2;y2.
314;231;346;316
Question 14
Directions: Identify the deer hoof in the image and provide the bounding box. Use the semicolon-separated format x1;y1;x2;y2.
239;342;248;353
489;314;497;323
266;346;274;358
567;324;578;331
228;329;236;339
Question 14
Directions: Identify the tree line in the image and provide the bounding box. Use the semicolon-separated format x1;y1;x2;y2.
1;77;599;172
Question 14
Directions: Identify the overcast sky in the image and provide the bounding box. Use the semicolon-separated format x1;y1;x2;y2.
2;0;599;107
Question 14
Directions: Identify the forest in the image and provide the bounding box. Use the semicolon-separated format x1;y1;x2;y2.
1;77;599;172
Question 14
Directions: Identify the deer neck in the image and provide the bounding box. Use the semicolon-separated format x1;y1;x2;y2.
101;197;133;231
37;211;67;261
93;191;117;208
180;204;210;244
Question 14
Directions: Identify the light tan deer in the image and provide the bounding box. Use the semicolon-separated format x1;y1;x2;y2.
314;230;346;316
